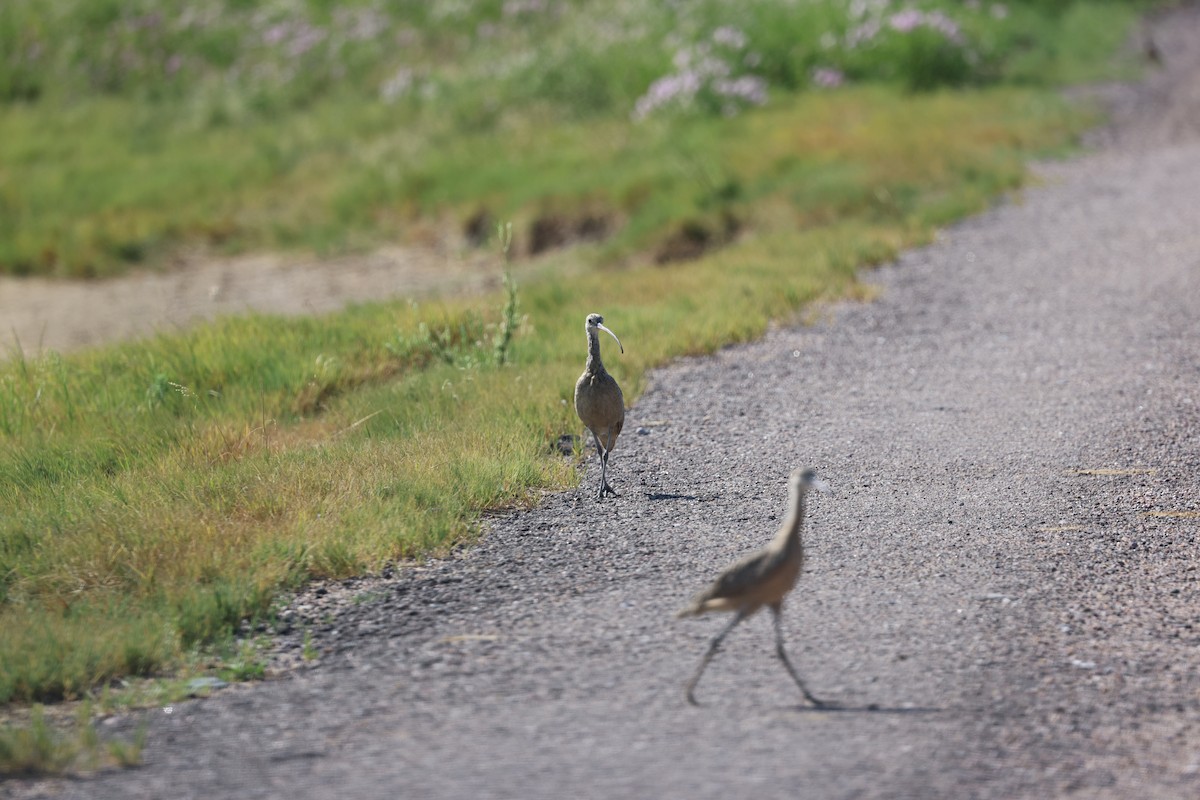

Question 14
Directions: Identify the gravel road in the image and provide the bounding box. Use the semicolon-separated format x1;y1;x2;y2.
10;6;1200;799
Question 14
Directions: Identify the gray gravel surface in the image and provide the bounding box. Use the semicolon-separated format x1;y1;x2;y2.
9;7;1200;799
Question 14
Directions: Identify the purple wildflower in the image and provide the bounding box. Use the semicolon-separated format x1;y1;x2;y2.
711;26;747;50
846;19;881;48
380;67;414;102
878;8;967;45
889;9;924;33
263;23;290;46
503;0;546;16
634;32;767;121
811;67;845;89
924;11;965;44
287;24;327;58
335;9;388;42
633;71;702;120
698;55;732;79
849;0;889;19
713;75;767;105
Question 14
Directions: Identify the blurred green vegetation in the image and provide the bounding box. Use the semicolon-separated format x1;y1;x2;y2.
0;703;144;775
0;0;1150;277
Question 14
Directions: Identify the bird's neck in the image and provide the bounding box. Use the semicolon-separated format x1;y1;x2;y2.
771;489;806;552
585;331;605;374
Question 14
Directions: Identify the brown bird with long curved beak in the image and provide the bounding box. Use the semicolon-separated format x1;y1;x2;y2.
574;313;625;500
678;467;830;706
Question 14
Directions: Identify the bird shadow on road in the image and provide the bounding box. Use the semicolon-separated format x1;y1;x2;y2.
786;702;946;715
644;492;701;501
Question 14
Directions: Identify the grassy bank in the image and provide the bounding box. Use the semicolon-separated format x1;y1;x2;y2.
1;0;1145;277
0;0;1154;759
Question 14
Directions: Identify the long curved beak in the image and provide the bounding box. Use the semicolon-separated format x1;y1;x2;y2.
597;323;624;354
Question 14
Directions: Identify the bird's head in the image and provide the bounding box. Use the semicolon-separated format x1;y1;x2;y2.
585;313;624;354
790;468;829;495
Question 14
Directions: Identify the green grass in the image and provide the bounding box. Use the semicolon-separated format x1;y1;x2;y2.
0;0;1160;759
0;704;145;776
1002;2;1149;85
0;0;1150;277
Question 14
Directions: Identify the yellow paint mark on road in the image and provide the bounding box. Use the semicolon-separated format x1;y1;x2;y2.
1143;511;1200;519
1036;525;1086;532
1067;468;1158;476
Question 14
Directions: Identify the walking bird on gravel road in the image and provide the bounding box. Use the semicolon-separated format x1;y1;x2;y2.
678;467;829;706
574;313;625;500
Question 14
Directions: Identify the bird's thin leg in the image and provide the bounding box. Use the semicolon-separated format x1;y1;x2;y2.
591;431;608;499
770;604;825;707
685;610;746;706
596;431;617;498
601;448;617;497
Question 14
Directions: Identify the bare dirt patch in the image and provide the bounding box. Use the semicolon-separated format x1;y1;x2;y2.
0;243;502;356
653;211;742;264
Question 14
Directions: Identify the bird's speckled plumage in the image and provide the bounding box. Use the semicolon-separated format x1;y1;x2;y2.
573;313;625;499
678;468;814;618
678;468;828;706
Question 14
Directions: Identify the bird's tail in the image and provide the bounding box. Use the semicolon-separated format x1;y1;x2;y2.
675;601;702;619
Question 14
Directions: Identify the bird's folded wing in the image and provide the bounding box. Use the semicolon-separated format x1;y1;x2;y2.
700;549;773;601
